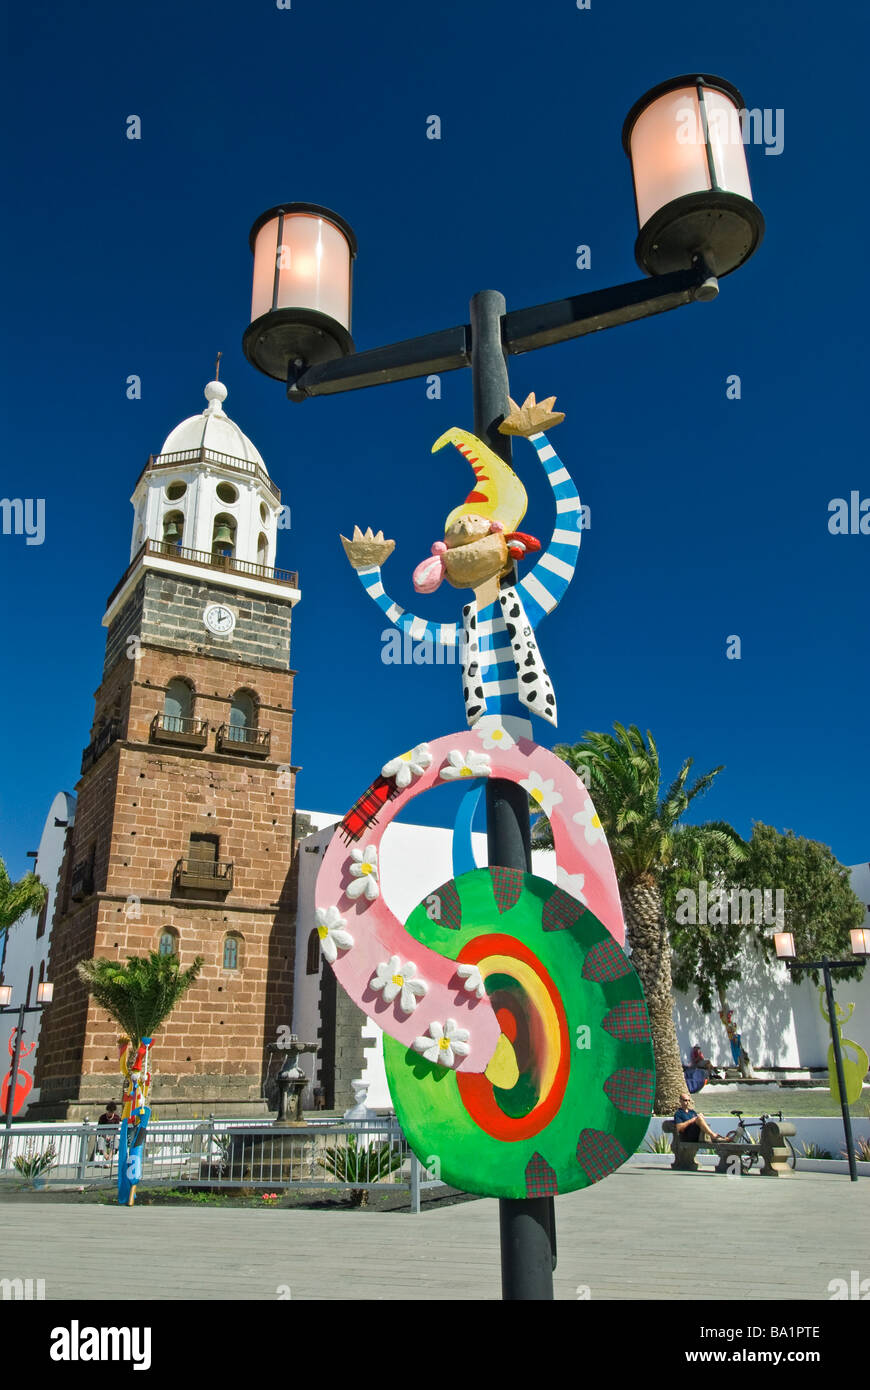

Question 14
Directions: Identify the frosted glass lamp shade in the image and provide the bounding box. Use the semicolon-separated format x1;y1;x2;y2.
243;203;358;381
850;927;870;956
37;981;54;1003
0;985;12;1007
623;75;764;278
773;932;796;960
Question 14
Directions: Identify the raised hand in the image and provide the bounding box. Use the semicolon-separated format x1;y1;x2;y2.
340;525;396;570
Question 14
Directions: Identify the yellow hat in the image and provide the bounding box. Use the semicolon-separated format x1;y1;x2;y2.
432;427;528;534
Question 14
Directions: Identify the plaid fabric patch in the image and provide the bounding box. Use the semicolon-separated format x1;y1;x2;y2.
339;776;398;844
542;885;586;933
427;879;462;931
581;936;632;983
576;1128;627;1184
525;1151;558;1197
604;1068;655;1116
601;1000;651;1044
489;866;524;914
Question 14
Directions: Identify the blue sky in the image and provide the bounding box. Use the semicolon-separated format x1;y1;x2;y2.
1;0;867;879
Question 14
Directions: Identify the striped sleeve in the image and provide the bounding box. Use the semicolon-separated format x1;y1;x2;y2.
516;431;582;625
355;566;457;647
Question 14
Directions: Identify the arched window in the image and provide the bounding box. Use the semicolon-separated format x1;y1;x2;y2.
163;679;193;733
212;513;236;559
26;966;34;1005
222;934;241;970
162;510;185;547
257;532;269;567
306;928;321;975
158;928;178;957
228;690;257;744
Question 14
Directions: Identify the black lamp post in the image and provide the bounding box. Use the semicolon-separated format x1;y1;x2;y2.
774;930;869;1183
0;981;53;1129
243;75;765;1300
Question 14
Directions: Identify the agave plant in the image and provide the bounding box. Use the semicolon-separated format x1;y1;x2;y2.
801;1142;834;1160
318;1134;406;1206
644;1132;673;1154
14;1140;57;1185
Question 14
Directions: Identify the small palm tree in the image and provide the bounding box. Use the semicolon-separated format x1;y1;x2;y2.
77;950;203;1053
0;856;49;933
533;724;732;1113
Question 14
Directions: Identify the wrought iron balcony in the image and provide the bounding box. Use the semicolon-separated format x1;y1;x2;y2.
135;444;281;502
150;712;209;749
81;719;122;775
174;857;234;893
216;723;271;757
106;538;299;609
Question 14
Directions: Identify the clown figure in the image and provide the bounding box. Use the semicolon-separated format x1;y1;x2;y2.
341;394;582;741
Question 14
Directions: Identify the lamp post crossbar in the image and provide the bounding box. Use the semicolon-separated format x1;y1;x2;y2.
286;263;716;400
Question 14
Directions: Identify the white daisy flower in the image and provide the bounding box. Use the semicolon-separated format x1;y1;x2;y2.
412;1018;471;1068
315;906;354;964
573;802;606;845
556;866;588;906
381;743;433;789
370;955;428;1014
439;749;492;781
472;716;515;752
456;962;486;999
346;845;380;901
520;769;563;817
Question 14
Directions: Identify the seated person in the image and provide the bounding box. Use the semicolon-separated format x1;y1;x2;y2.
673;1092;727;1143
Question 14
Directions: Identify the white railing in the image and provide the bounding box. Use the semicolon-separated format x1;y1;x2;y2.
0;1118;443;1211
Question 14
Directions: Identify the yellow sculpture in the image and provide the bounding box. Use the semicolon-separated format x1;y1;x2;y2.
819;989;869;1105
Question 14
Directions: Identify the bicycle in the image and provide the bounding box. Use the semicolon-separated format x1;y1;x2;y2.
726;1109;797;1172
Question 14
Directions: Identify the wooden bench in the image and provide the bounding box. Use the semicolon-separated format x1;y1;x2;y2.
661;1118;796;1176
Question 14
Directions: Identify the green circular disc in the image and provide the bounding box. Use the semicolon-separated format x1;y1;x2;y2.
384;867;655;1199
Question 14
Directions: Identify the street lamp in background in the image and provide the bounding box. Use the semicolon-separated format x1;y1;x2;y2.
774;932;870;1183
243;75;765;1300
0;981;54;1129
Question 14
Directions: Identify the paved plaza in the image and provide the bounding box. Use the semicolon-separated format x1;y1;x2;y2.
2;1162;866;1301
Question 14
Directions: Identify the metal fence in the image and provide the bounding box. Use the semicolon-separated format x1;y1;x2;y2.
0;1118;442;1212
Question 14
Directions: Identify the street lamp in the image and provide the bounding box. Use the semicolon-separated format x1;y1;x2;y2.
0;982;54;1129
243;203;357;381
622;74;765;277
775;932;869;1182
243;74;765;1299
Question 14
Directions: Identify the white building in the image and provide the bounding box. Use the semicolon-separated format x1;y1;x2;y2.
0;791;76;1112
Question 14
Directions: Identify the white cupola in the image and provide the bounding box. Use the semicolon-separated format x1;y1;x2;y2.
130;378;282;572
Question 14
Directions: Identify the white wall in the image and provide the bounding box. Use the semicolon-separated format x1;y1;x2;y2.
0;791;76;1112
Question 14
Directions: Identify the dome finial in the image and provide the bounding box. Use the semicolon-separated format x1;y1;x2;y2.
204;355;228;414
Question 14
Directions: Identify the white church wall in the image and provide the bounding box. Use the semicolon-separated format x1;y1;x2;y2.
0;791;76;1113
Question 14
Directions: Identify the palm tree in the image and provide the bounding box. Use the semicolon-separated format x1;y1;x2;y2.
533;724;732;1112
0;856;49;933
77;950;203;1054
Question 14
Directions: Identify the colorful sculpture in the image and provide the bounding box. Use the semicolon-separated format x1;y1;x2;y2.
117;1037;153;1206
1;1025;36;1118
317;395;654;1198
819;989;868;1107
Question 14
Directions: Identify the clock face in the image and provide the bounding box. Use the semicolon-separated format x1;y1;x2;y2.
203;604;236;636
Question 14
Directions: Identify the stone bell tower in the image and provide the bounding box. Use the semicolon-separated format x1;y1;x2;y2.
34;377;302;1118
